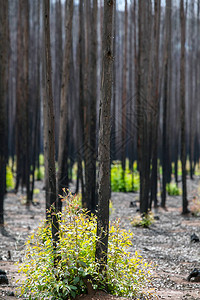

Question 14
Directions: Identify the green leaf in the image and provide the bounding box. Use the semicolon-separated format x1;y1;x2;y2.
70;290;76;298
69;285;77;290
73;276;80;284
78;260;87;268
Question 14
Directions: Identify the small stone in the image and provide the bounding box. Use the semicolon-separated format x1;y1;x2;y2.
0;274;9;284
143;247;150;251
7;250;11;260
187;268;200;281
190;233;199;243
129;201;137;208
0;269;6;275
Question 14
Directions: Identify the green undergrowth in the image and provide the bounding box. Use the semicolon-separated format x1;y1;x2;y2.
131;211;155;228
166;182;181;196
34;166;45;181
33;188;40;195
111;161;139;192
17;192;154;300
6;166;14;190
34;154;45;180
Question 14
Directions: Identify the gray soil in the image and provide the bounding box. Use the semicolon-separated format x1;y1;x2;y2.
0;177;200;299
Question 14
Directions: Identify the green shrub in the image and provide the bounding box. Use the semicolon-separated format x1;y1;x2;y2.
111;162;139;192
39;154;44;166
166;183;181;196
33;188;40;195
6;166;14;190
17;192;153;299
131;211;155;228
35;166;44;181
72;162;77;181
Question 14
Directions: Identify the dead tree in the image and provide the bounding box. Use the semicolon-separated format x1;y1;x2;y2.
95;0;114;272
57;0;73;212
15;0;31;205
43;0;59;250
0;0;8;225
180;0;188;214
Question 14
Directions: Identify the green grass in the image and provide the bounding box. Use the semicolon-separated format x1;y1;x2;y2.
6;166;14;190
166;182;181;196
131;211;155;228
35;166;45;181
111;161;139;192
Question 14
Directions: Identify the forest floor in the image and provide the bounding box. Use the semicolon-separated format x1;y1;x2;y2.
0;177;200;300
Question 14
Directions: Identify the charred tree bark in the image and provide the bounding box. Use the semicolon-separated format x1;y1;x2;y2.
83;0;90;210
57;0;73;211
180;0;188;214
138;0;152;214
0;0;8;225
88;0;98;213
188;2;195;180
111;1;116;162
43;0;59;249
30;0;41;202
95;0;114;272
121;0;128;178
161;0;171;209
15;0;31;205
54;0;63;159
150;0;161;209
78;0;86;206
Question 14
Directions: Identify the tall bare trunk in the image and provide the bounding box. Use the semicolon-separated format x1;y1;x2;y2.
95;0;114;272
121;0;128;176
111;1;117;162
150;0;161;208
15;0;30;205
88;0;98;213
43;0;58;250
188;2;195;180
78;0;85;205
138;0;152;214
0;0;8;225
30;0;41;201
54;0;63;158
161;0;171;208
57;0;73;211
180;0;188;214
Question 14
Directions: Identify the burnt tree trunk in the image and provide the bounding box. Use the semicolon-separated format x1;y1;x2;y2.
95;0;114;272
78;0;85;205
43;0;59;249
0;0;8;225
138;0;152;214
150;0;161;209
180;0;188;214
88;0;98;213
57;0;73;211
15;0;31;205
161;0;171;208
121;0;128;179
